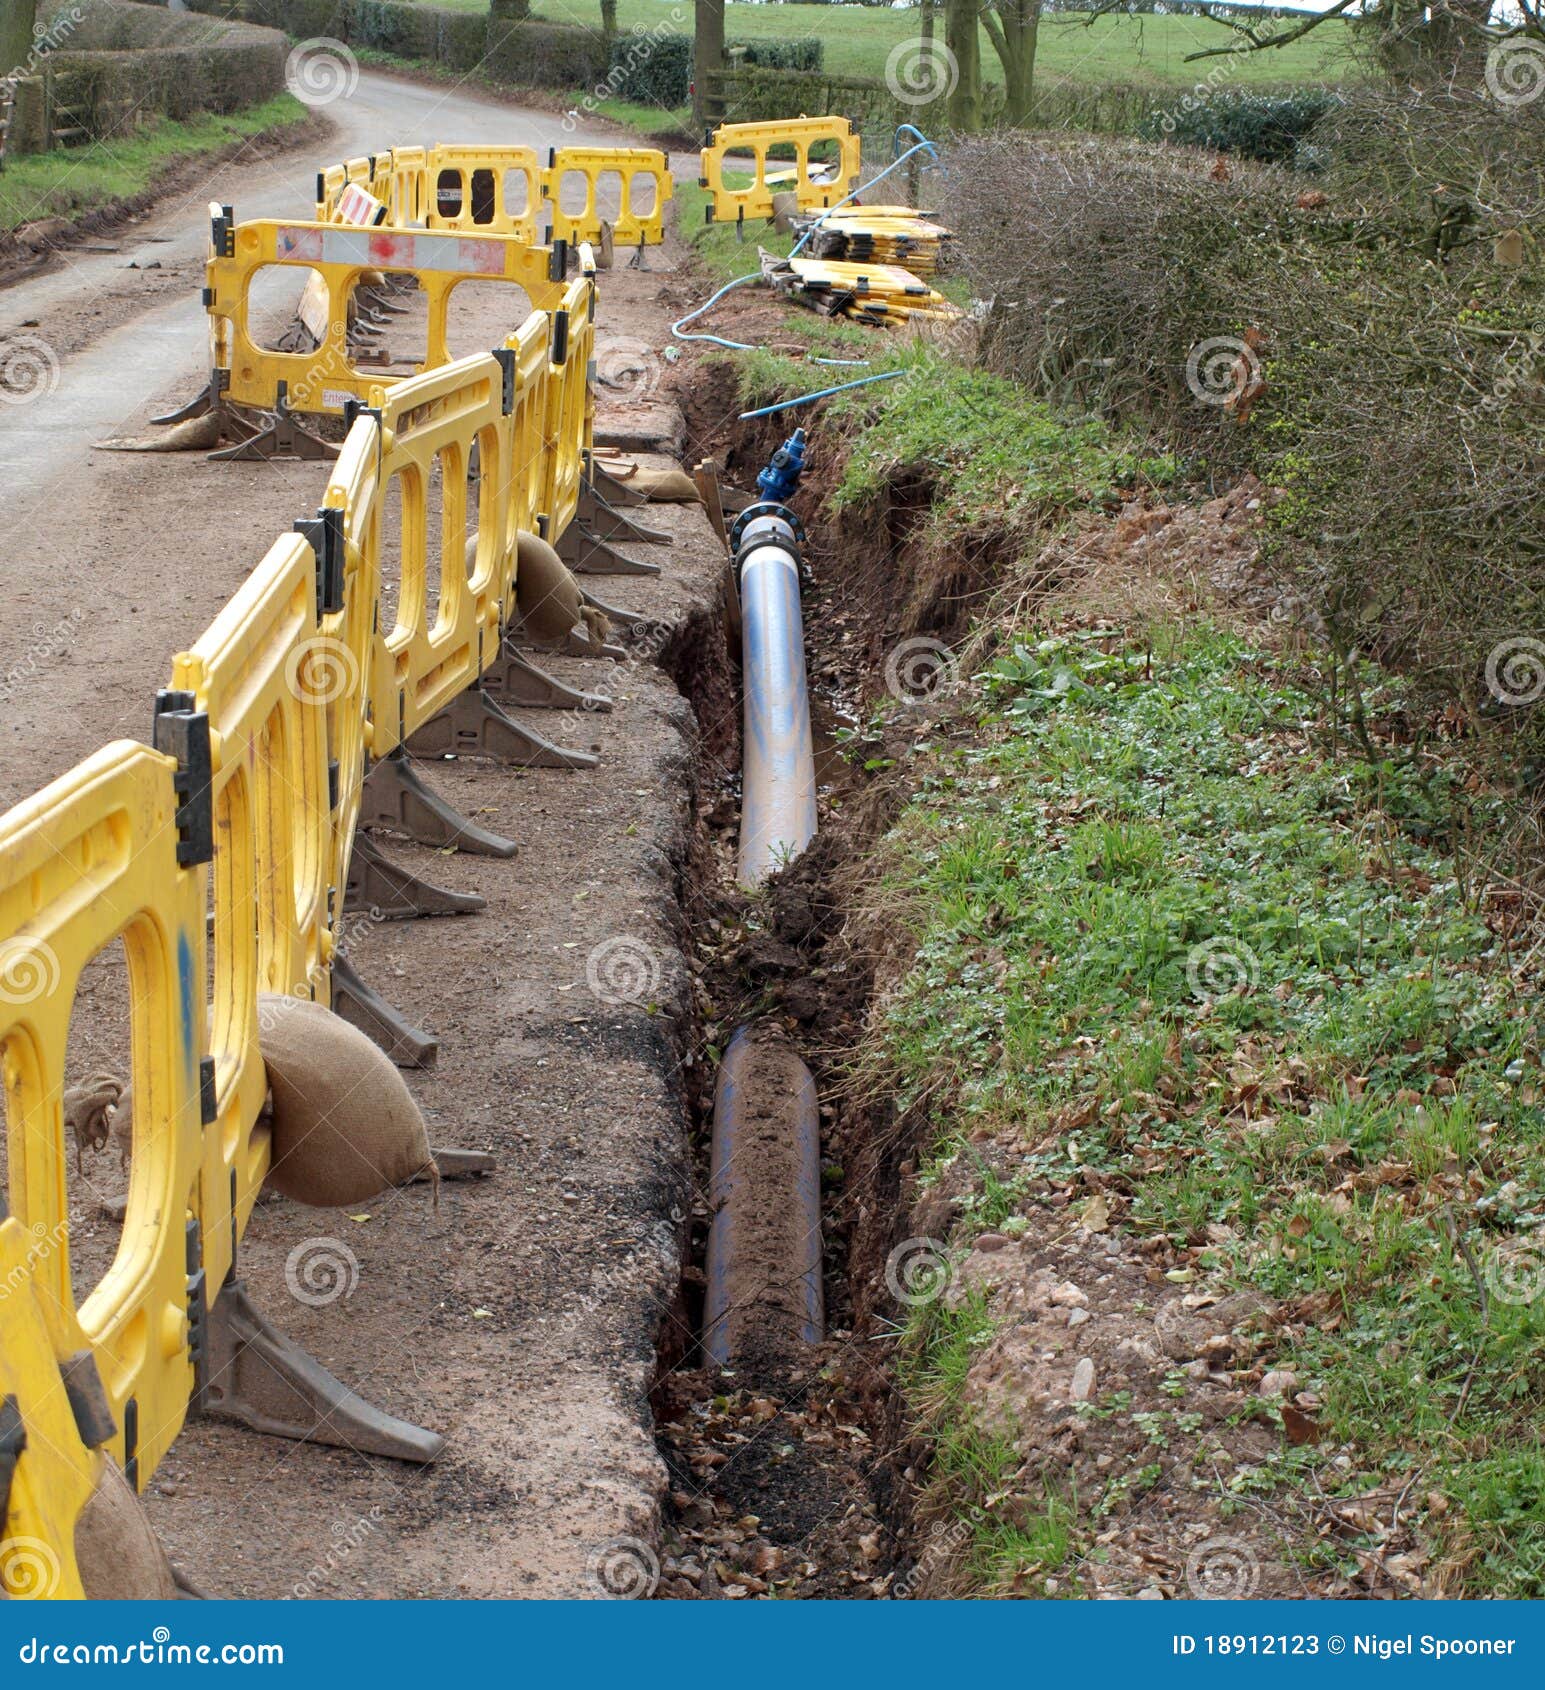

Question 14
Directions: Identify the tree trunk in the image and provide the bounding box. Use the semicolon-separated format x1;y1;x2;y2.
1005;7;1040;127
1;0;39;83
944;0;981;132
2;0;44;160
489;0;532;24
601;0;618;38
693;0;725;133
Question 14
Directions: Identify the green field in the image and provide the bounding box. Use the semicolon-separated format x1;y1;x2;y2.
459;2;1358;89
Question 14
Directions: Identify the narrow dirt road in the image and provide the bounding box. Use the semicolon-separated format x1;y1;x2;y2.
0;71;619;519
0;73;724;1596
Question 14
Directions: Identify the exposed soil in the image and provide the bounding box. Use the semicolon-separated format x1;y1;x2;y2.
651;332;1353;1603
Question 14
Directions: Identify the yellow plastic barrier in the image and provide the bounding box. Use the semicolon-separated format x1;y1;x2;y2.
0;1217;96;1598
318;145;674;249
426;145;543;242
540;275;595;542
1;140;608;1593
543;146;672;248
700;116;860;222
0;742;209;1498
365;352;515;748
205;215;564;418
170;531;333;1085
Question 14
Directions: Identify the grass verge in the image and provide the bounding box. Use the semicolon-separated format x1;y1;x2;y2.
865;618;1544;1596
0;94;309;233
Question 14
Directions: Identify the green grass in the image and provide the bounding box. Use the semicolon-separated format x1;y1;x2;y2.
447;4;1358;90
731;338;1176;539
870;624;1545;1596
0;94;309;232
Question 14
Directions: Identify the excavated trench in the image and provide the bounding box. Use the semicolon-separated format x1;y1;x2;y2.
638;363;1001;1598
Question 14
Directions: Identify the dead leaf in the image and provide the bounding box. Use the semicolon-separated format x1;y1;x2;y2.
1281;1403;1324;1446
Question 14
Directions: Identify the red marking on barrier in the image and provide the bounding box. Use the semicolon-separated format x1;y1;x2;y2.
369;232;416;269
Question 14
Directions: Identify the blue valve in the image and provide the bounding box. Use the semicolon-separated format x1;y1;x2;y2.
756;428;807;504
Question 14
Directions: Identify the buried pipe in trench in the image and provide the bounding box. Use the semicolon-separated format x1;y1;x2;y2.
701;435;825;1370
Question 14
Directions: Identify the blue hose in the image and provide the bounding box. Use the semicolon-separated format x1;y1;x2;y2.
738;368;905;422
671;126;944;374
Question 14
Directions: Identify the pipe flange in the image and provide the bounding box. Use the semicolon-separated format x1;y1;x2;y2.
730;501;805;555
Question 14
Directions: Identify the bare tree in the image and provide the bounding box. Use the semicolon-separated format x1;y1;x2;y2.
981;0;1044;127
1;0;39;81
946;0;983;129
694;0;725;130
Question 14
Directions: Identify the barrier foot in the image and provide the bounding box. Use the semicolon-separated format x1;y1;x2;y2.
331;955;439;1069
483;644;613;712
360;749;519;858
424;1147;497;1181
577;482;672;544
558;523;662;578
510;617;626;662
629;238;649;271
150;376;220;427
584;454;648;508
150;377;261;447
209;383;337;465
201;1279;444;1464
406;685;599;770
345;833;486;921
359;287;409;317
582;586;642;626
